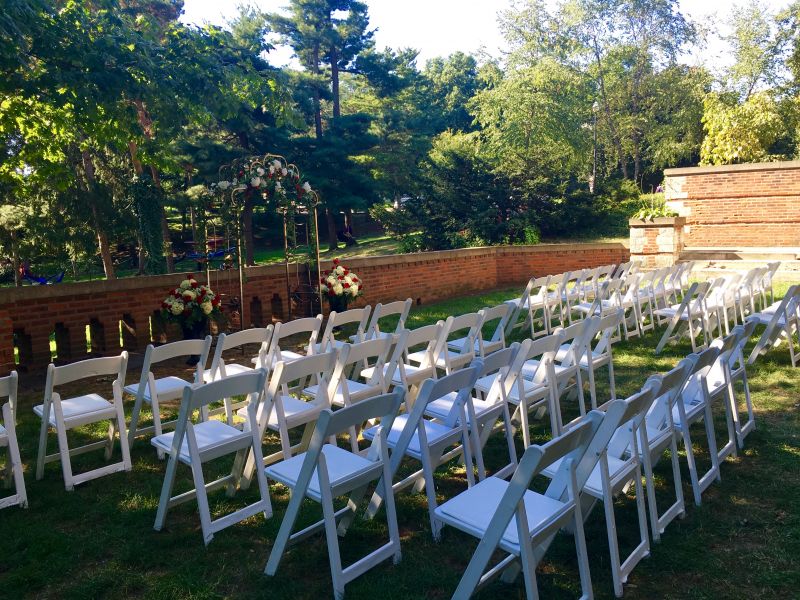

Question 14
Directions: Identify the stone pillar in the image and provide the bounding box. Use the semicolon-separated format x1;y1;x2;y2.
629;217;686;269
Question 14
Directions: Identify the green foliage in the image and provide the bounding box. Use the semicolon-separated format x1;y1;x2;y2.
631;193;678;221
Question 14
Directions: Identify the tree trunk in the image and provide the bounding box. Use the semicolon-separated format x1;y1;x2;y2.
331;47;340;119
242;192;256;266
326;208;338;252
344;207;353;233
312;43;324;140
81;149;116;280
10;229;20;287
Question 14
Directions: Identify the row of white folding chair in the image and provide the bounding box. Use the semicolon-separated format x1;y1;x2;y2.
747;284;800;365
437;378;661;599
408;311;483;375
0;371;27;509
654;280;720;354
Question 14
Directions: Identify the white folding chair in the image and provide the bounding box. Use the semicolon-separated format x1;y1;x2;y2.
203;325;273;424
435;413;601;600
126;337;212;458
449;303;511;357
639;359;694;541
316;306;371;352
501;332;563;444
426;344;522;480
747;285;800;365
304;337;393;452
359;298;412;342
672;346;724;506
761;261;781;305
418;312;483;375
152;370;271;545
728;320;758;447
258;315;323;367
364;365;482;539
35;354;132;491
574;309;622;409
504;275;550;339
543;382;659;597
247;351;339;470
0;371;27;509
655;281;715;354
265;390;405;600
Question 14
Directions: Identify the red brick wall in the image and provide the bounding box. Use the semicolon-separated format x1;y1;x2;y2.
0;243;628;374
665;162;800;247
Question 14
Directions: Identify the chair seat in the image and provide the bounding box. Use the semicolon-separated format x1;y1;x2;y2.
202;362;255;383
426;393;499;422
363;414;460;459
435;476;568;552
0;423;6;441
363;363;432;387
543;454;628;497
252;350;305;368
304;380;380;406
506;378;549;404
123;376;189;402
520;359;572;381
34;393;115;426
474;373;501;395
151;420;247;463
554;344;605;368
313;340;348;354
266;443;376;502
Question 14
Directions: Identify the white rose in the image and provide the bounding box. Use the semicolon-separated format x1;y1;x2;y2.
201;301;213;315
333;283;344;296
251;176;261;187
182;290;196;301
320;284;329;293
269;165;275;174
180;279;193;290
281;168;288;176
302;181;311;192
170;301;184;315
256;167;265;176
217;181;230;190
335;265;344;275
272;159;281;170
231;177;238;184
275;181;282;190
343;275;353;284
349;285;359;297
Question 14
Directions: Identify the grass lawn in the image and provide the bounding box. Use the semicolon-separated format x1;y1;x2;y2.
1;286;799;599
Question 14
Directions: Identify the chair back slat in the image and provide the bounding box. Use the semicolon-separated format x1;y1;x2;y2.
186;369;268;411
51;353;128;387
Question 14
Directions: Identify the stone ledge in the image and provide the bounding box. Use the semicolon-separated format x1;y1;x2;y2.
664;161;800;176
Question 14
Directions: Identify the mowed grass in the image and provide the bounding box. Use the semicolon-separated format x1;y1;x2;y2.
1;285;800;599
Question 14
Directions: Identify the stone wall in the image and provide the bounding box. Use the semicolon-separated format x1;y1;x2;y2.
664;161;800;247
0;242;629;374
629;217;685;269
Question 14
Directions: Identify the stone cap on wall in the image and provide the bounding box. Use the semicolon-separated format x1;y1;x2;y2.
664;161;800;177
629;217;686;227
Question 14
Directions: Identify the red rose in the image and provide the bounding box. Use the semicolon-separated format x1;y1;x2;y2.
343;283;350;289
161;302;168;308
343;269;349;275
191;280;198;288
333;258;340;265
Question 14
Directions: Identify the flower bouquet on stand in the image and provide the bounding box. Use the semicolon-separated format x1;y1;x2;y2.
161;278;223;363
320;259;362;314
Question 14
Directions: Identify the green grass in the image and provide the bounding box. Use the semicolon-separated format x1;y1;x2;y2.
2;286;800;598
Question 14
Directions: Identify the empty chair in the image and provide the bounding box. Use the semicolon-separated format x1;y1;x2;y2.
761;261;781;305
35;354;132;491
504;275;550;339
415;312;483;375
304;337;393;452
364;365;482;539
126;337;212;457
316;306;371;352
727;320;758;446
640;359;694;541
449;303;511;357
435;412;601;600
360;298;412;342
265;390;405;600
500;332;563;444
153;370;271;545
426;344;522;480
655;281;716;354
573;309;622;409
746;285;800;365
203;325;273;423
0;372;27;509
366;323;441;401
706;273;742;335
259;315;323;367
543;382;659;597
672;346;723;506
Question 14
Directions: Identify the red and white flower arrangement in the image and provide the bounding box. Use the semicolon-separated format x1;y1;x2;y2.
161;278;223;325
320;259;362;299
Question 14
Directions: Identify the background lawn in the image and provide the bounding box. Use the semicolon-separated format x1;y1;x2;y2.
1;286;799;599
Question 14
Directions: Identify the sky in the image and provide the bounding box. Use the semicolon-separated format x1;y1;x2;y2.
180;0;793;69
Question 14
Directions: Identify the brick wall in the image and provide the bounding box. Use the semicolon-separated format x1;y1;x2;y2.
665;161;800;247
0;242;628;374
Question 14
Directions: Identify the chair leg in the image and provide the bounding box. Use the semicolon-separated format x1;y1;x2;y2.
115;399;132;472
154;455;179;532
4;404;27;508
151;397;165;460
602;494;624;597
190;460;214;546
420;449;441;540
35;415;49;481
572;502;594;600
680;426;703;506
54;422;74;491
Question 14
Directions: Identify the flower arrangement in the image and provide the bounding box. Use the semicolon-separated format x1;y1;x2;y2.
161;278;223;326
320;259;362;310
212;157;313;209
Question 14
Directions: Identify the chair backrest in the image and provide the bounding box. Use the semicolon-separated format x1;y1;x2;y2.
605;378;661;460
211;326;273;376
520;331;564;384
763;261;781;286
747;285;799;364
558;317;599;368
329;337;393;396
414;363;484;428
644;357;695;437
364;299;412;340
478;303;512;349
0;371;19;425
141;337;212;386
271;316;322;357
440;312;484;352
404;322;443;367
473;343;519;405
48;353;128;389
185;369;268;415
681;345;722;401
592;309;623;356
318;306;372;350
